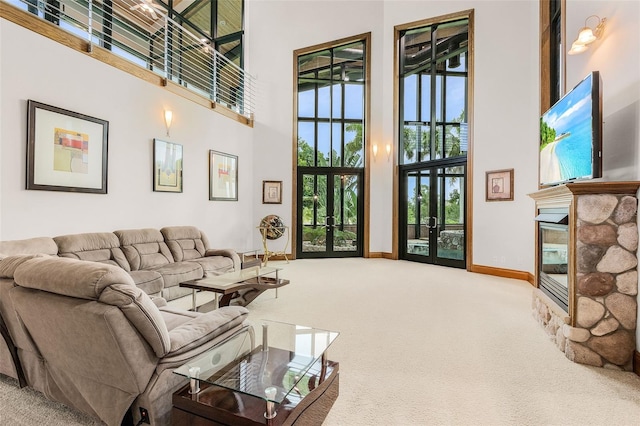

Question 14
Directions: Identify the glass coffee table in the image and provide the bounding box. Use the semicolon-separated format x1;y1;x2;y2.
172;320;339;425
180;266;289;310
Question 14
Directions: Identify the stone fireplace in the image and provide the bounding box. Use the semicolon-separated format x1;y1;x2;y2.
529;182;639;371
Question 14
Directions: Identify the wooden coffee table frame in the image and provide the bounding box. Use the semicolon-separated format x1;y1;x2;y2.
172;357;339;426
180;272;290;310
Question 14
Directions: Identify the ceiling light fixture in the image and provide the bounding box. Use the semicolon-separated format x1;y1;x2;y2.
568;15;606;55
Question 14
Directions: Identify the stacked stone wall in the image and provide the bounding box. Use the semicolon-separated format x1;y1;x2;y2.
533;194;638;371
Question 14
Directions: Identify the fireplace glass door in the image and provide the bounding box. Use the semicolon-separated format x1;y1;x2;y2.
537;210;569;312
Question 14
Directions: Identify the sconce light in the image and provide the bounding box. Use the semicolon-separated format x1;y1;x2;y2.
568;15;606;55
164;110;173;136
372;143;391;162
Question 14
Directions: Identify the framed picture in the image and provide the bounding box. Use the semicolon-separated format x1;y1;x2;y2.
209;150;238;201
262;180;282;204
486;168;514;201
26;100;108;194
153;139;183;192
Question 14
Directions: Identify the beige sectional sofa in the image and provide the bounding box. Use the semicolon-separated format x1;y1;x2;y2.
0;226;247;426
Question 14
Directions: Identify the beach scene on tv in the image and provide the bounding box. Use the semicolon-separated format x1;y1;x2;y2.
539;75;594;186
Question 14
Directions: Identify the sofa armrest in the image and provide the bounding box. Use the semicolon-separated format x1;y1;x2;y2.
165;306;248;357
205;248;241;271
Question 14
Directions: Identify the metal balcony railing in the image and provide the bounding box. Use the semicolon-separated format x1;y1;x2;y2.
3;0;256;119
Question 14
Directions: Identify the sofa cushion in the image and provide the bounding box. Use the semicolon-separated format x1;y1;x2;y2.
0;254;49;279
13;257;135;301
54;232;130;271
0;237;58;257
165;306;248;356
196;256;234;276
128;270;164;296
160;226;207;262
151;261;203;288
115;228;174;271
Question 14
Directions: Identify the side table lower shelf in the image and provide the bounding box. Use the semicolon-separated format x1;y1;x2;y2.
172;361;339;426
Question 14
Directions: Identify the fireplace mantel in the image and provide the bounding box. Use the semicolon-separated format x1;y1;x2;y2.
528;181;640;371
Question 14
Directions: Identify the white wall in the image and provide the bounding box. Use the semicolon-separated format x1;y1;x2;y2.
0;20;254;249
565;0;640;181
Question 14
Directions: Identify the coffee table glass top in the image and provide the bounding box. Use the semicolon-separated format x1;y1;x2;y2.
186;266;282;291
173;320;339;404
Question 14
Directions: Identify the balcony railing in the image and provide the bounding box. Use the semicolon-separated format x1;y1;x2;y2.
3;0;256;120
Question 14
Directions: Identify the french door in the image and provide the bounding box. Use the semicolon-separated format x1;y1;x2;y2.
297;169;363;258
400;161;466;268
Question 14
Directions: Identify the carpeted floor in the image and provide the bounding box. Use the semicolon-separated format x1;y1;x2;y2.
2;258;640;425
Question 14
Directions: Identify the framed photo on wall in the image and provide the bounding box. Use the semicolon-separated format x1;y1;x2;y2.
209;150;238;201
26;100;108;194
153;139;183;192
486;168;514;201
262;180;282;204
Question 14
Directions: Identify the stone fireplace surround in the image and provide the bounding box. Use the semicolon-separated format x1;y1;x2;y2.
530;182;639;371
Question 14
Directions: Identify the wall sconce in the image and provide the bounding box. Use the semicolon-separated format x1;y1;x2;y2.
568;15;606;55
372;143;391;162
164;110;173;136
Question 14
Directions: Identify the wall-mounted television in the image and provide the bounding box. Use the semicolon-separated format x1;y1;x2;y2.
539;71;602;187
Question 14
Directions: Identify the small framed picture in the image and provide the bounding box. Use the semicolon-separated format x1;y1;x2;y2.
209;150;238;201
263;180;282;204
153;139;183;192
486;169;514;201
26;100;108;194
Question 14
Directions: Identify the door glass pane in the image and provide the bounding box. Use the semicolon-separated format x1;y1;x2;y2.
419;125;430;162
217;0;242;37
332;85;342;118
433;124;444;160
317;123;330;166
298;84;315;118
434;75;443;122
344;85;363;119
403;74;418;122
297;122;315;166
334;175;358;252
302;175;327;253
446;76;465;121
344;124;363;167
420;74;431;121
445;124;465;157
407;171;430;256
437;166;465;260
183;0;212;36
332;122;342;166
318;84;330;118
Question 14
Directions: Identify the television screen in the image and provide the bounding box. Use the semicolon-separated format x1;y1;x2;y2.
539;71;602;186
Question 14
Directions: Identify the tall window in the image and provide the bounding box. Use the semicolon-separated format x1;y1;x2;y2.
295;36;368;258
399;20;468;165
397;16;469;268
297;41;365;169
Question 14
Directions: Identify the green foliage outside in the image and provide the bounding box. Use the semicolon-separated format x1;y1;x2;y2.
540;118;557;151
303;226;357;247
